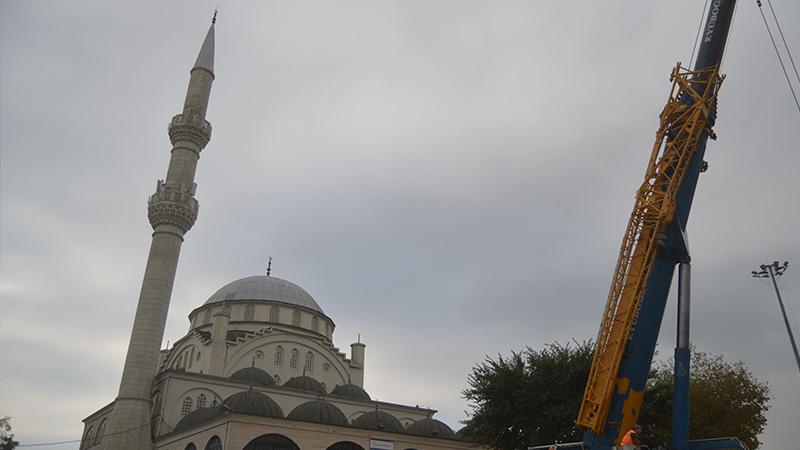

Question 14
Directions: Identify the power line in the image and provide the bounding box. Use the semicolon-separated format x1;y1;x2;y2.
18;420;152;448
18;438;82;447
765;0;800;86
756;0;800;114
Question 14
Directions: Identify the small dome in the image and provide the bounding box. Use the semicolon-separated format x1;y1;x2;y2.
406;418;455;439
352;410;404;433
229;367;276;387
283;376;326;395
331;384;371;401
205;276;323;312
223;391;284;418
174;406;222;432
287;400;348;426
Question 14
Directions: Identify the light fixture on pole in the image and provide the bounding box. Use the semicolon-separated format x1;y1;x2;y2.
752;261;800;374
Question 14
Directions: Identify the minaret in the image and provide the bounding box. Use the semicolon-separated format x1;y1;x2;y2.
102;19;215;450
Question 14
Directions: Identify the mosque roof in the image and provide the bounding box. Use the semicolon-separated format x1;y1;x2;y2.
287;400;348;426
330;384;371;401
205;275;323;313
352;410;404;433
223;391;284;418
229;367;276;387
406;418;455;439
283;376;327;395
174;406;223;433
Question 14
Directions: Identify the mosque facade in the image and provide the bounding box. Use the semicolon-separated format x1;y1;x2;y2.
80;18;482;450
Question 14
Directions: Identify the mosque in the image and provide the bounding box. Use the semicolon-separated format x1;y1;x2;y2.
80;17;483;450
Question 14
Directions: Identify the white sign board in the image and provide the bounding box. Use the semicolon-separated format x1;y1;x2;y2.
370;439;394;450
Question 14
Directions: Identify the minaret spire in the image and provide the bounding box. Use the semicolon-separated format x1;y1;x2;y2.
101;21;216;450
192;19;215;77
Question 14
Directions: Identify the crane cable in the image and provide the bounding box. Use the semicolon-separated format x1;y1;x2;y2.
756;0;800;114
689;0;710;66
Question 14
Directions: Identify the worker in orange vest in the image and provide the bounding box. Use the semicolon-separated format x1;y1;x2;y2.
620;424;642;449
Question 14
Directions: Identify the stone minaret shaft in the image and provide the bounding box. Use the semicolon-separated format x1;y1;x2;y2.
102;22;215;450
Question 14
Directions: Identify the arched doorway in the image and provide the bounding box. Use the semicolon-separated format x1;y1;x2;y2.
326;442;365;450
243;434;299;450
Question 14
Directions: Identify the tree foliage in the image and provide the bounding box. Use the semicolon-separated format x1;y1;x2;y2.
461;343;770;450
640;349;770;449
0;416;19;450
461;341;594;449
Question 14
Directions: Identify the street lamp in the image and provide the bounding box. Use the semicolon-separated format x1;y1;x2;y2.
752;261;800;374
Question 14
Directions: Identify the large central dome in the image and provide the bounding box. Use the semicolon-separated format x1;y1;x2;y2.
205;275;323;313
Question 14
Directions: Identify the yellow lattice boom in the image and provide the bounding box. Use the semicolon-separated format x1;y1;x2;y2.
577;63;724;435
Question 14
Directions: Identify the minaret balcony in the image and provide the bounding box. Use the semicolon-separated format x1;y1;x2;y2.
168;113;212;148
147;186;199;232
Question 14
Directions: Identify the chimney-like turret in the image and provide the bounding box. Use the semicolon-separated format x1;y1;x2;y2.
350;340;366;386
101;19;215;450
208;305;231;376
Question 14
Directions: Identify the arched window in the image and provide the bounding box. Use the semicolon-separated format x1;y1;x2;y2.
244;434;299;450
312;316;319;332
181;396;193;416
269;306;280;323
203;308;212;324
274;374;281;385
291;310;301;327
185;445;197;450
94;420;107;445
325;321;330;336
205;436;223;450
245;304;255;321
304;351;314;374
289;348;299;369
274;346;284;367
327;442;366;450
82;426;94;449
196;393;207;409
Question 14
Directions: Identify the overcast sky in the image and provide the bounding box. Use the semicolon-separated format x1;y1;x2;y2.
2;1;799;449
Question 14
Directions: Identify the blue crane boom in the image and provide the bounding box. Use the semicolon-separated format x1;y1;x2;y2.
577;2;738;449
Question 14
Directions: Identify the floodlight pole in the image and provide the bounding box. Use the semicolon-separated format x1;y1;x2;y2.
762;263;800;374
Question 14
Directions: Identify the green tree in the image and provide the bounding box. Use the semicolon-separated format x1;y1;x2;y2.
462;344;770;450
461;341;594;449
0;416;19;450
640;349;770;449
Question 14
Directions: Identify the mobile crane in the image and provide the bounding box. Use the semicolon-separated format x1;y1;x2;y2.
574;1;748;449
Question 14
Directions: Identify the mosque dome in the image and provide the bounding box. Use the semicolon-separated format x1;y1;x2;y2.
205;275;323;313
229;367;276;387
352;410;404;433
283;376;326;395
174;406;223;433
331;384;371;401
223;391;284;418
406;418;455;439
287;400;348;426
